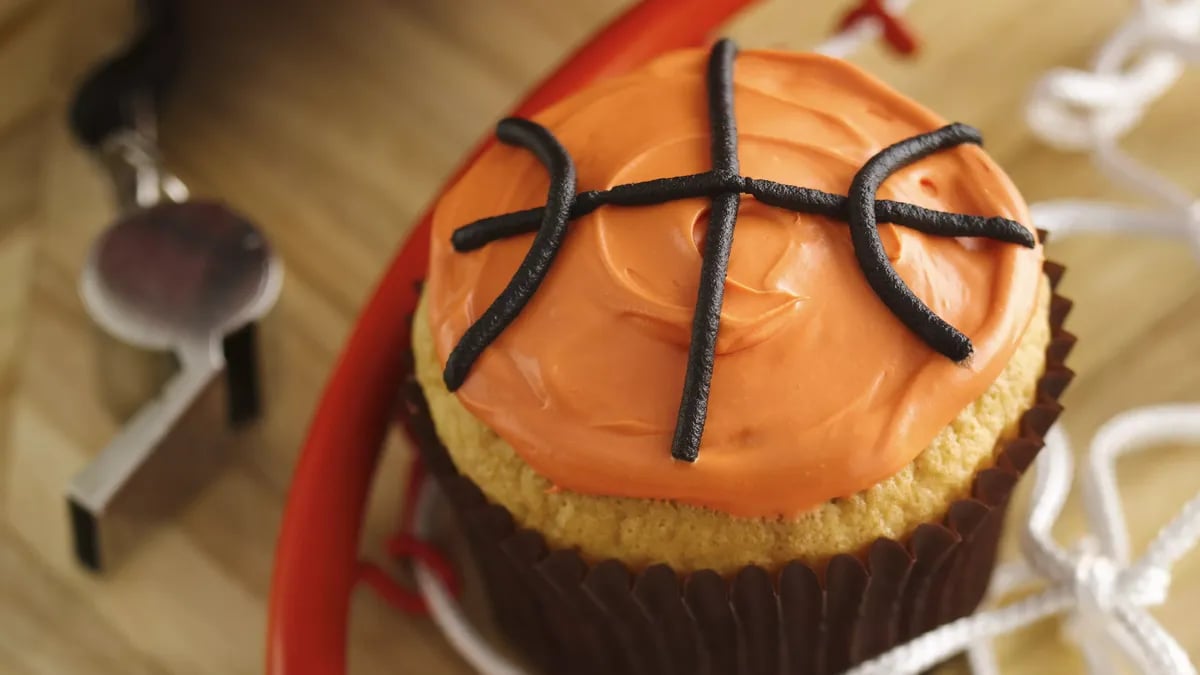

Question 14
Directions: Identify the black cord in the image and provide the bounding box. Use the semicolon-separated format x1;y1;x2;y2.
68;0;181;147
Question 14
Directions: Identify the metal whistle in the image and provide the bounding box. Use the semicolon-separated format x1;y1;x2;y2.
68;92;282;572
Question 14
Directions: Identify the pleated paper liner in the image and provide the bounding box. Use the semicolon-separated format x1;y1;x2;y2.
403;258;1074;675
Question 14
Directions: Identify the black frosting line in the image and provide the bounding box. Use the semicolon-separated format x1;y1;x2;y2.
440;40;1037;462
670;38;742;463
846;123;985;363
745;179;1034;247
451;173;722;251
442;118;577;391
450;176;1033;252
707;39;741;172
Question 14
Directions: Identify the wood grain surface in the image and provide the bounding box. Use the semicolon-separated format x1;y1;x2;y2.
1;1;1198;673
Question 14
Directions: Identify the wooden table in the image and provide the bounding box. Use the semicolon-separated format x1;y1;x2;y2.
1;1;1197;673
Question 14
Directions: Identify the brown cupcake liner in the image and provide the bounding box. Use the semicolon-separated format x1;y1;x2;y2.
404;258;1074;675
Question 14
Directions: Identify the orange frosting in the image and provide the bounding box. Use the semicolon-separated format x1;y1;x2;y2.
426;49;1043;518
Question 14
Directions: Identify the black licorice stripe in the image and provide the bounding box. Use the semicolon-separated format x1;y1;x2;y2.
441;39;1037;462
671;38;742;462
450;176;1033;252
441;118;577;390
847;123;983;362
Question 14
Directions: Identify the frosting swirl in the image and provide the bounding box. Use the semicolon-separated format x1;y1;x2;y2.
426;48;1043;517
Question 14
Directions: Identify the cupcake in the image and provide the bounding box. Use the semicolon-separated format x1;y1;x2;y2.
408;39;1073;674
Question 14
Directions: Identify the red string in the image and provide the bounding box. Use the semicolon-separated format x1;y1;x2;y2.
355;454;461;615
837;0;919;55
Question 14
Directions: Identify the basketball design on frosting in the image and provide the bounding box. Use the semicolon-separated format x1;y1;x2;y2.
410;38;1070;674
421;39;1043;513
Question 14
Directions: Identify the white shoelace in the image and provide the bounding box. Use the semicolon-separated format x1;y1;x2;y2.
1027;0;1200;261
411;2;1200;673
847;410;1200;675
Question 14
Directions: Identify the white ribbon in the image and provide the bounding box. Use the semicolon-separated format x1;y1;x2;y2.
847;410;1200;675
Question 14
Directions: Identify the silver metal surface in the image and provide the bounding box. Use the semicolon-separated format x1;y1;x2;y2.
72;198;282;571
93;90;189;416
68;354;227;572
98;91;189;212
